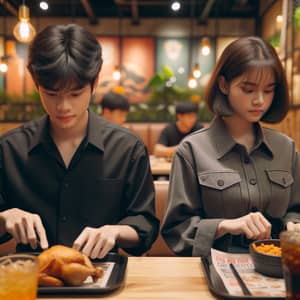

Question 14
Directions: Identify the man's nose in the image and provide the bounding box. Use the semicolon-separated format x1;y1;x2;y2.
56;97;71;111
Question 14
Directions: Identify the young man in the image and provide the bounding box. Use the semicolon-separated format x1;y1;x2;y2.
0;24;159;258
101;92;130;126
154;102;203;158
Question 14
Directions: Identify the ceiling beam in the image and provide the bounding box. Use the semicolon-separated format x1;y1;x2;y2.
80;0;98;25
116;0;174;5
0;0;17;17
131;0;139;25
198;0;215;23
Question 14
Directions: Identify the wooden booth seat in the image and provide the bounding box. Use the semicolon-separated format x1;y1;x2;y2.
147;180;174;256
124;123;167;155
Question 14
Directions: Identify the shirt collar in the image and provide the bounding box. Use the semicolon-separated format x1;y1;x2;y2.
86;110;105;152
28;110;105;153
209;116;273;159
27;115;50;152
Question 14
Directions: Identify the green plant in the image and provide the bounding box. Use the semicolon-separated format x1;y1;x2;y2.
267;31;280;49
144;65;212;121
294;6;300;31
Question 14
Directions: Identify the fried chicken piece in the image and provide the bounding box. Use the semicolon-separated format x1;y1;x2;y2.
38;245;103;287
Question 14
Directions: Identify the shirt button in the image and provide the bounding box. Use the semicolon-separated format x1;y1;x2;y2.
61;216;67;222
217;179;224;186
250;178;257;185
244;157;250;164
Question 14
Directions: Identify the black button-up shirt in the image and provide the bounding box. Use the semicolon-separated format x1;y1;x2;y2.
0;111;159;255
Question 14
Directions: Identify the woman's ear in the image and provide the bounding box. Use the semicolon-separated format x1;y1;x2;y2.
218;76;228;95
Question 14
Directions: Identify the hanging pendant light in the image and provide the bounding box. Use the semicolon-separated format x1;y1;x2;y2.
112;65;121;81
192;63;201;78
112;11;123;83
0;57;8;73
188;74;197;89
13;4;36;43
201;37;211;56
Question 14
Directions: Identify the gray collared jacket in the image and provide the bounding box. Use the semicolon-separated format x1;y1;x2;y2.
161;116;300;256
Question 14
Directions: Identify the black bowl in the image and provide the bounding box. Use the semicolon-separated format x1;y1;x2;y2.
249;239;282;278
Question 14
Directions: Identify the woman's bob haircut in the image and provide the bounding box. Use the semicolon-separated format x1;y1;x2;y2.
205;36;289;123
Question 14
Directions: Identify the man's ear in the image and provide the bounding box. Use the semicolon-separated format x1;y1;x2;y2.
218;76;228;95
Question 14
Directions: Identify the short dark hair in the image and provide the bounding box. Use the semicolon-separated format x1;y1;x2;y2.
175;102;199;114
27;24;103;91
205;36;289;123
101;93;130;111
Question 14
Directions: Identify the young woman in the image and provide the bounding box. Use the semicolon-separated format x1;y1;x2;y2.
161;36;300;256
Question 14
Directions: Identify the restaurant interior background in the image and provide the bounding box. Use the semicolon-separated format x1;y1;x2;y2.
0;0;299;146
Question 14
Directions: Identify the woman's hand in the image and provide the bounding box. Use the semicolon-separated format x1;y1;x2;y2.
286;221;300;231
0;208;48;249
73;225;120;259
217;212;271;240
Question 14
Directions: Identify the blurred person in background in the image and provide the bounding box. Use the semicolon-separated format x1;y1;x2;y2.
101;92;130;126
154;101;203;158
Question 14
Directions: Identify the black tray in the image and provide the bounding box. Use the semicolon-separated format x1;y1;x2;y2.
38;252;127;295
201;256;284;300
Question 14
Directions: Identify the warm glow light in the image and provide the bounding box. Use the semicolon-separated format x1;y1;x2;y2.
192;63;201;78
201;46;210;56
276;15;283;23
13;5;36;43
112;66;121;81
201;37;211;56
188;76;197;89
171;1;181;11
0;61;8;73
276;15;283;31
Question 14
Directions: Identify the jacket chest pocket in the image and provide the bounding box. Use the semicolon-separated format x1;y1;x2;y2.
265;170;293;217
198;170;242;218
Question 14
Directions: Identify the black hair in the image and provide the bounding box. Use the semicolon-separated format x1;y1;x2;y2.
101;92;130;111
27;24;103;91
175;102;199;114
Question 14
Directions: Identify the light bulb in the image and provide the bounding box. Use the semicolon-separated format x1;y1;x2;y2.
13;21;36;43
113;66;121;81
0;61;8;73
201;46;210;56
201;37;211;56
39;1;49;10
192;63;201;78
188;76;197;89
171;1;181;11
13;5;36;43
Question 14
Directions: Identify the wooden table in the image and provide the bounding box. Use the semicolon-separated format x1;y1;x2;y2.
38;257;217;300
150;156;172;176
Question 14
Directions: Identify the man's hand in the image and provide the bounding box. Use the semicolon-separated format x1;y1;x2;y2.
0;208;48;249
217;212;271;240
73;225;120;259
